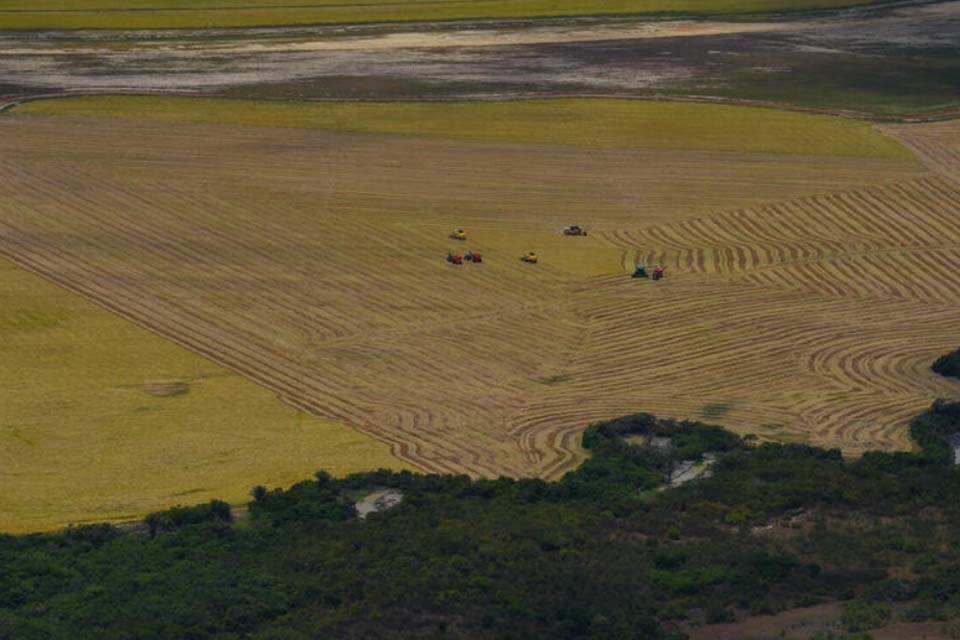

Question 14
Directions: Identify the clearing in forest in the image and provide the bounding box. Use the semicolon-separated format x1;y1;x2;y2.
2;96;959;496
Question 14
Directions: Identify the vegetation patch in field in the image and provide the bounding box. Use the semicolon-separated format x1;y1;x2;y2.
4;308;68;330
533;373;572;385
932;346;960;379
0;0;884;30
142;380;190;397
0;257;408;534
17;95;912;159
700;401;735;419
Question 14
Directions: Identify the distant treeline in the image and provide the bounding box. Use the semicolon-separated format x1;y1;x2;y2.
1;403;959;638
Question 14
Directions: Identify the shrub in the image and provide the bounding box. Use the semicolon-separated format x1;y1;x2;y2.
145;499;232;536
932;347;960;379
840;599;891;632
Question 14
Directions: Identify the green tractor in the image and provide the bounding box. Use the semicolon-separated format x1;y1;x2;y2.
632;264;666;280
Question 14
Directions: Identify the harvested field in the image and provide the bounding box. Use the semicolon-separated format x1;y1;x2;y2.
590;179;960;454
0;254;407;533
1;99;958;484
881;119;960;185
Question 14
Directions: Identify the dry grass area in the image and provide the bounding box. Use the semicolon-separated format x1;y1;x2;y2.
1;102;958;491
0;254;407;534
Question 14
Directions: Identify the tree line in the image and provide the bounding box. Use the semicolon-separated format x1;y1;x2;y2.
1;405;959;638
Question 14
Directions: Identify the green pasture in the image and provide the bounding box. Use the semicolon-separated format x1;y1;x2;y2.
16;95;912;159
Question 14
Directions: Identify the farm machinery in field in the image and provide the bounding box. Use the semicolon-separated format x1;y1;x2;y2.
447;250;482;265
563;224;587;236
442;226;529;267
632;264;666;281
446;228;481;265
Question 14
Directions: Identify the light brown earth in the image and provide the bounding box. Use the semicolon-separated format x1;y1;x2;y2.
1;113;959;478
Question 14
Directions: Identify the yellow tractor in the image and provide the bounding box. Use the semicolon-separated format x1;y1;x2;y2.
450;228;467;241
521;252;538;264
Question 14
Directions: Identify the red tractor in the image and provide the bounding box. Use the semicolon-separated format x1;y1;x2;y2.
447;252;463;265
464;251;483;263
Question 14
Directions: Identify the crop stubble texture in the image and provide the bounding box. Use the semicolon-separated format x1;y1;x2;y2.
1;113;957;479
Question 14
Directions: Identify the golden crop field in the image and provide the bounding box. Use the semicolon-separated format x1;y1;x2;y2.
0;255;407;533
0;0;879;30
2;97;958;503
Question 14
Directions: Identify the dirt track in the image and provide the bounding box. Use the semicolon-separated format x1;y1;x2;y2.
1;113;957;477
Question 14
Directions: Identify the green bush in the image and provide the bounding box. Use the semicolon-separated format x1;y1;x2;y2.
840;599;891;632
144;499;232;536
0;407;959;638
932;347;960;379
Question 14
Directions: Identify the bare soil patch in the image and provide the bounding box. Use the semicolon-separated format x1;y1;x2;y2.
355;489;404;518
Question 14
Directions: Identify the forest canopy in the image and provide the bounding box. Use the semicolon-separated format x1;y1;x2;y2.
1;403;959;639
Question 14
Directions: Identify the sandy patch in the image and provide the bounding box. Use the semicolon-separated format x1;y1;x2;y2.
356;489;403;518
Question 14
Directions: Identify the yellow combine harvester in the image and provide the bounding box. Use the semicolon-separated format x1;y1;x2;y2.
521;252;538;264
450;228;467;241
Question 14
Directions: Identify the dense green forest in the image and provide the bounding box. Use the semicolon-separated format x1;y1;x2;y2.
934;347;960;379
1;403;959;639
